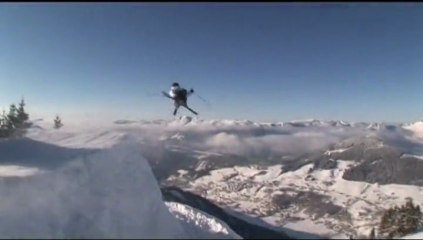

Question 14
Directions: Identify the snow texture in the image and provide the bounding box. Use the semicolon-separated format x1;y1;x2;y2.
0;139;238;239
401;231;423;239
166;202;242;239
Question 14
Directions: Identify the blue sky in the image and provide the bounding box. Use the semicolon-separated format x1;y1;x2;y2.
0;3;422;124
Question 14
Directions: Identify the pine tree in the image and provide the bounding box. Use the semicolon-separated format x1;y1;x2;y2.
6;104;18;130
0;110;5;128
54;115;63;129
403;198;423;237
378;198;423;239
379;208;393;237
16;98;29;128
369;227;376;239
0;110;8;138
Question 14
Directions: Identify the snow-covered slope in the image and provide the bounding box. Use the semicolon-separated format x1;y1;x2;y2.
18;117;423;239
177;160;423;238
166;202;241;239
0;136;239;238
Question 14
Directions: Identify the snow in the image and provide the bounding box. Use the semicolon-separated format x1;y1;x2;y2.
282;219;335;238
171;133;185;140
401;154;423;160
185;158;423;238
0;143;187;238
25;126;127;149
401;231;423;239
324;148;349;155
166;202;242;239
0;165;42;177
13;117;423;238
0;129;239;238
403;121;423;141
195;160;209;171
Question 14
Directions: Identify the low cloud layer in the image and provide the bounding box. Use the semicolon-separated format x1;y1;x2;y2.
137;119;423;157
28;119;423;159
204;132;341;155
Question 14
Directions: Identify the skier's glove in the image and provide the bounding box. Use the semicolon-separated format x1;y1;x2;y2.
190;88;194;93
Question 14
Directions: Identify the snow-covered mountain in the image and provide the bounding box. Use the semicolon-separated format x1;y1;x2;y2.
9;118;423;238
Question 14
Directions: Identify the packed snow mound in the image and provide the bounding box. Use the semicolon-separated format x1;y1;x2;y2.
25;126;129;149
0;142;238;239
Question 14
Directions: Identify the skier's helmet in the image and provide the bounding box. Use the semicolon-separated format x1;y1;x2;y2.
172;82;180;87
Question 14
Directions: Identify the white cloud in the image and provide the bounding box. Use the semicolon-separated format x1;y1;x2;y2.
28;118;423;161
203;131;341;156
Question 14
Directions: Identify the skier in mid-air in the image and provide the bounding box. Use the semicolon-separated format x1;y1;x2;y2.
162;82;198;116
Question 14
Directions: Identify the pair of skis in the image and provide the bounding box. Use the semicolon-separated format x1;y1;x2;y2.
161;91;198;115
